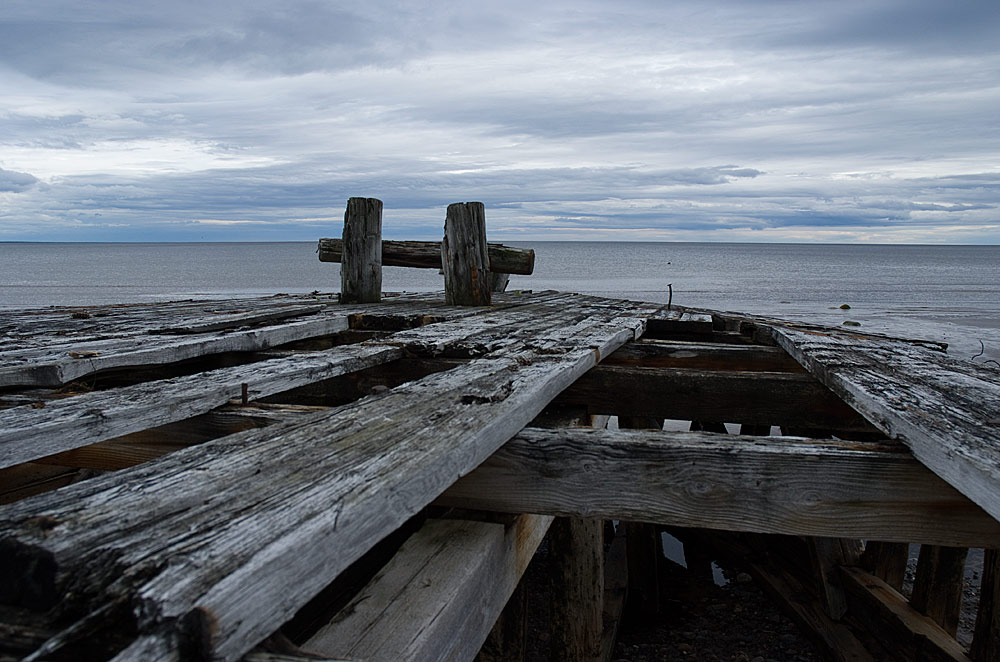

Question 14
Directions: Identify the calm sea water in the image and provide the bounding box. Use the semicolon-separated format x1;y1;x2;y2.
2;241;999;360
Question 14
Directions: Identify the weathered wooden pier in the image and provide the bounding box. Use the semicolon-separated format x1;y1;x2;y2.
1;199;999;661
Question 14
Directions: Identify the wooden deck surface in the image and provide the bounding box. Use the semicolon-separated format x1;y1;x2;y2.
1;290;998;661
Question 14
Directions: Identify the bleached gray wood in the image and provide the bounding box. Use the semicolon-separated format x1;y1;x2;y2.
767;325;1000;523
340;197;383;304
0;344;402;469
0;312;644;661
0;314;353;388
442;202;491;306
303;515;551;660
318;238;535;275
438;427;1000;547
108;633;179;662
147;305;322;335
646;309;714;335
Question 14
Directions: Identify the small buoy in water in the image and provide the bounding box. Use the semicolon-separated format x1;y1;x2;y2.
843;320;862;327
840;304;851;310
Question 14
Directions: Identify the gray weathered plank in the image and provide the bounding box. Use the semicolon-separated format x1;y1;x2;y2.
768;325;1000;523
438;427;1000;547
0;311;646;661
303;515;551;660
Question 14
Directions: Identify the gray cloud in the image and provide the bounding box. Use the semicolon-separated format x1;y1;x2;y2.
0;167;38;192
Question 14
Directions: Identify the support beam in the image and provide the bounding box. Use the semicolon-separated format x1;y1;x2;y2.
549;517;604;662
860;541;909;591
301;515;551;661
554;365;882;435
604;339;806;373
840;566;972;662
972;549;1000;662
340;197;383;303
910;545;969;637
318;238;535;275
442;202;492;306
439;427;1000;548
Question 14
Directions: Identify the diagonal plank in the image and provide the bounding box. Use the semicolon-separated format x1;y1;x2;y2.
438;427;1000;547
0;311;648;661
767;325;1000;523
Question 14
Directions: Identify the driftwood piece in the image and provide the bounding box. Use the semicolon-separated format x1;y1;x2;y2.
340;197;383;304
0;313;645;661
302;515;551;660
318;238;535;276
768;325;1000;523
442;202;492;306
438;427;1000;547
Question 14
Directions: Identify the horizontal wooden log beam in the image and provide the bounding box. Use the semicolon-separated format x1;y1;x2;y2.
302;514;551;660
555;364;881;434
439;427;1000;547
604;338;806;373
318;238;535;275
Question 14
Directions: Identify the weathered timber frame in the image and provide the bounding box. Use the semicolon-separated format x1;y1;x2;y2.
1;216;998;661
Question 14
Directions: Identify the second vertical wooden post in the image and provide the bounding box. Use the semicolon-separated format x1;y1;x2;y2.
442;202;491;306
341;197;383;304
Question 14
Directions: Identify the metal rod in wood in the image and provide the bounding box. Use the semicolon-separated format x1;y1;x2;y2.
442;202;491;306
340;197;383;304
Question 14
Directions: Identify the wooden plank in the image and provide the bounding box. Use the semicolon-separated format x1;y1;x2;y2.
2;292;634;469
549;517;604;662
767;325;1000;523
302;515;552;661
147;305;322;335
0;344;403;469
555;365;882;434
340;197;383;304
443;202;492;306
0;312;645;661
972;548;1000;661
910;545;969;637
840;565;972;662
645;309;714;336
603;338;806;373
808;537;863;620
0;313;354;388
475;582;526;662
438;427;1000;547
318;238;535;275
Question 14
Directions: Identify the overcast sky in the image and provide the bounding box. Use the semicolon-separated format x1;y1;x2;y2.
1;0;998;243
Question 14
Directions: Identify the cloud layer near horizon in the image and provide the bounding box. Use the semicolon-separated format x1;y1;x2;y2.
1;0;998;242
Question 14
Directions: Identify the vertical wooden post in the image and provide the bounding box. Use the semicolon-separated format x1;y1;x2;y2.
972;548;1000;661
910;544;969;637
340;197;382;304
619;417;662;621
476;582;527;662
549;517;604;662
860;541;909;591
442;202;491;306
808;537;863;620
